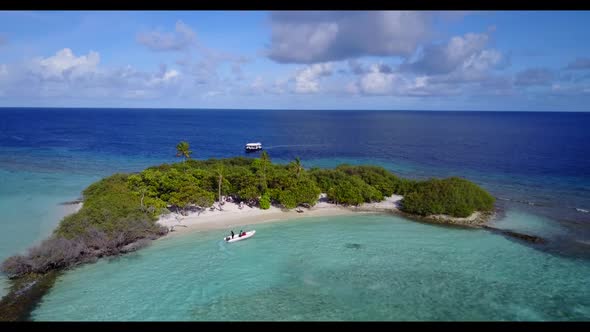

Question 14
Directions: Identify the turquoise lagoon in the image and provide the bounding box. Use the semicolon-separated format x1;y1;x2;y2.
1;109;589;320
31;214;590;321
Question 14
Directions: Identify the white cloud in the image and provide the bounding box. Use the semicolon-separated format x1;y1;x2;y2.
515;68;554;86
138;21;253;98
268;11;434;63
358;64;397;95
389;30;511;96
414;76;428;88
203;90;222;98
146;64;180;87
29;48;100;81
137;20;196;52
294;63;333;93
0;64;8;96
334;29;511;98
0;48;187;100
231;63;244;81
347;59;490;97
250;76;264;92
175;48;251;90
404;31;506;77
242;75;289;96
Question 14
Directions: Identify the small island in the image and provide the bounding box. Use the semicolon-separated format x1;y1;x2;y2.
0;142;496;320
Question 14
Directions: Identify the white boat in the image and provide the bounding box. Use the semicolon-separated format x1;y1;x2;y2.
223;230;256;243
245;142;262;152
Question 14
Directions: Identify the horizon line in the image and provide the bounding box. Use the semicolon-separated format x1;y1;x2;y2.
0;106;589;113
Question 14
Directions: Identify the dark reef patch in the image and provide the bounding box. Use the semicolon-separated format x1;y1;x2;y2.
345;243;363;249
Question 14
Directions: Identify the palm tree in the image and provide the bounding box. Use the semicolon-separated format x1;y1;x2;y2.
260;151;271;190
290;157;303;178
175;141;192;162
216;165;224;207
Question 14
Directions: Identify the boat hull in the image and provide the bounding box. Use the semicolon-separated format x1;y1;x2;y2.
224;230;256;243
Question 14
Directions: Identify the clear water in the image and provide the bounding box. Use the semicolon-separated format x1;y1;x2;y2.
0;275;7;299
1;108;589;320
0;169;100;299
0;169;97;259
31;215;590;321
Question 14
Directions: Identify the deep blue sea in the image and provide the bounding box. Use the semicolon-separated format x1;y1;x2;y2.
1;108;589;320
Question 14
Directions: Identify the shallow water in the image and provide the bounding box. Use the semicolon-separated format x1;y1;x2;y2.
0;169;99;261
32;214;590;321
0;275;7;299
1;108;589;319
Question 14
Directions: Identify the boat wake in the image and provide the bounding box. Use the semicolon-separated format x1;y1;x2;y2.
499;197;589;215
264;144;330;150
217;241;234;256
497;197;542;206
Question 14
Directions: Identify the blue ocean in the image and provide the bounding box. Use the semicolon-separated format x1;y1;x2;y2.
1;108;589;320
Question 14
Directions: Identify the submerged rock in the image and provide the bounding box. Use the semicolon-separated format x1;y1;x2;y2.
0;271;60;321
481;225;547;244
119;239;152;253
58;199;83;205
345;243;363;249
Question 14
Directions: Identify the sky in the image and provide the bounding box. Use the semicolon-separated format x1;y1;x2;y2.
0;10;589;111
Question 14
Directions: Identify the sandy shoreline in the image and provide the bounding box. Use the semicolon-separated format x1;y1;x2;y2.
62;202;83;216
63;194;487;240
157;194;404;238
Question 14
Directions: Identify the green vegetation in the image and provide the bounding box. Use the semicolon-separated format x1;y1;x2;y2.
259;193;271;210
308;164;494;218
1;141;495;279
1;172;168;278
122;155;321;212
400;177;496;218
175;141;192;162
309;165;409;205
57;173;162;238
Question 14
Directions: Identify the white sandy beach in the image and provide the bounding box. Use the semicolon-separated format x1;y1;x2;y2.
63;193;483;240
157;194;404;237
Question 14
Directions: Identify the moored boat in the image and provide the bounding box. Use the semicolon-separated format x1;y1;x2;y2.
224;230;256;243
245;142;262;152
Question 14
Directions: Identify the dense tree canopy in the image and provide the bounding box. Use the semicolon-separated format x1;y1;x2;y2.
2;150;495;279
58;156;495;240
400;177;495;217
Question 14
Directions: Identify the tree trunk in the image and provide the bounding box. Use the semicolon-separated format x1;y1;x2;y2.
218;175;222;203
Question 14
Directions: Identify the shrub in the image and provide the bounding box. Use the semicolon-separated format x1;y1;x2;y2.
278;190;298;209
2;156;496;280
259;193;271;210
336;165;401;196
400;177;495;217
